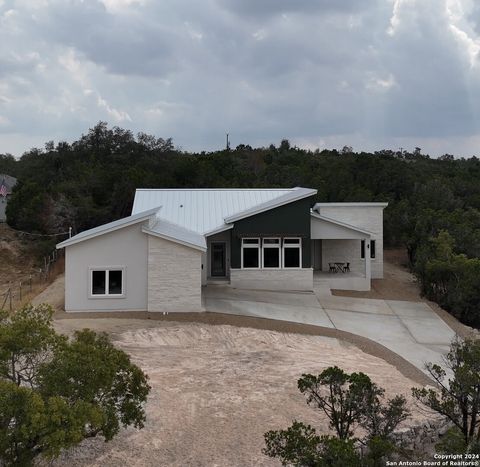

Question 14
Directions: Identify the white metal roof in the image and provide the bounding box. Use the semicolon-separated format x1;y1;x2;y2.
132;188;315;235
56;207;161;249
142;218;207;251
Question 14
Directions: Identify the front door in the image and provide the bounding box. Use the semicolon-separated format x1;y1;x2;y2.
211;242;226;277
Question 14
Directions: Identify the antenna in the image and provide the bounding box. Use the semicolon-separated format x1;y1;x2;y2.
226;133;230;151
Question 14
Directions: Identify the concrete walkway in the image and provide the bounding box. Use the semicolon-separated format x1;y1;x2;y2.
203;284;456;378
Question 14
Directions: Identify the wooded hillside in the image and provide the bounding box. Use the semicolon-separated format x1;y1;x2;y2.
2;122;480;327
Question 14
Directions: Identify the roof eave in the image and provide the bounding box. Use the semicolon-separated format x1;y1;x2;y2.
203;224;234;237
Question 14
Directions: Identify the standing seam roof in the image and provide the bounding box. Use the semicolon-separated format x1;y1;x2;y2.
132;189;297;234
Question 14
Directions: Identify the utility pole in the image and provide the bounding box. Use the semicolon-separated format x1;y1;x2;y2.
226;133;230;151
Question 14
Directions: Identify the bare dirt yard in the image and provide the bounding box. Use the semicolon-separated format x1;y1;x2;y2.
51;318;430;467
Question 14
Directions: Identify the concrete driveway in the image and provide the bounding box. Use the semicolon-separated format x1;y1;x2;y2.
203;285;456;378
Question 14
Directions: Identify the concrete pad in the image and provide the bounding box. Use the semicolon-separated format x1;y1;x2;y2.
325;309;412;343
204;286;321;308
318;296;395;315
204;298;335;329
398;316;456;345
386;300;436;318
325;308;450;376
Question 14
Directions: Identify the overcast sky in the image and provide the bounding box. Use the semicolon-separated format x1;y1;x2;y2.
1;0;480;157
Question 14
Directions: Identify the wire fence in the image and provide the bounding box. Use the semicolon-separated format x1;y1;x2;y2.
0;248;64;312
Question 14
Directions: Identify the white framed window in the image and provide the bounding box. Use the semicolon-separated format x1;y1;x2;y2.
283;237;302;268
241;238;260;269
360;240;376;259
90;267;125;298
262;238;281;268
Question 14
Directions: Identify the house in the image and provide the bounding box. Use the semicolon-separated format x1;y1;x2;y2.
0;174;17;223
56;187;387;313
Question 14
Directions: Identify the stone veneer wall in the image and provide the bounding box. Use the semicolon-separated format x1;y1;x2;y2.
230;268;313;291
147;235;203;312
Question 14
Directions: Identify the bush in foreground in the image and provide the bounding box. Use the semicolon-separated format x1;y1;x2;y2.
0;304;150;466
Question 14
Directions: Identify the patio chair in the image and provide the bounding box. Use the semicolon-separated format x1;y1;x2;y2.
329;263;336;273
343;262;350;273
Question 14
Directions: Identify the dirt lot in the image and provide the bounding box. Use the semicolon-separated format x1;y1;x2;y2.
51;319;430;467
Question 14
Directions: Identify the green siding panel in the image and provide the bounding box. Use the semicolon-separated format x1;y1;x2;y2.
230;197;313;268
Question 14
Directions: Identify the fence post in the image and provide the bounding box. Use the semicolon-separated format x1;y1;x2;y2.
29;275;32;293
19;282;22;301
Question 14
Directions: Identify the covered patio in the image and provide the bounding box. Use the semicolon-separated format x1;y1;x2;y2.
310;212;373;291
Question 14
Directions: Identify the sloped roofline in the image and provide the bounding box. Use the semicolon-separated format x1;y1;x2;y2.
310;212;373;236
314;202;388;208
224;187;317;223
56;207;161;249
142;219;207;252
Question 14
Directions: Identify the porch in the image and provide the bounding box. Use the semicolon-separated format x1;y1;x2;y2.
310;212;373;291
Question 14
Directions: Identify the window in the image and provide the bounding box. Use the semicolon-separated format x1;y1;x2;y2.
91;268;124;296
283;238;301;268
262;238;280;268
361;240;376;259
242;238;260;268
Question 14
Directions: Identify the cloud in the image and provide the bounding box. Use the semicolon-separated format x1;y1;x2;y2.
0;0;479;157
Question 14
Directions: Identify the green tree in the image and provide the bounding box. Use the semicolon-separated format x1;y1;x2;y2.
0;304;150;465
264;367;409;466
412;337;480;453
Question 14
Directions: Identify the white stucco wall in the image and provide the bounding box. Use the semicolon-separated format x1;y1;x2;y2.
316;206;385;278
147;235;202;312
230;268;313;291
64;223;148;312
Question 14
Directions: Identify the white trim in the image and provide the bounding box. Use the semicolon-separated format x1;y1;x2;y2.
225;187;317;223
262;237;281;269
142;227;207;252
89;266;125;299
313;202;388;208
282;237;302;269
241;237;261;269
204;223;234;237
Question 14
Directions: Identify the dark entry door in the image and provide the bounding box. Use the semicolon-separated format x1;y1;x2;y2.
211;243;226;277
